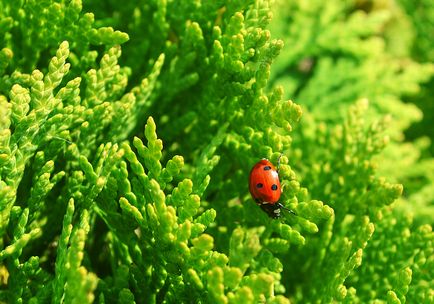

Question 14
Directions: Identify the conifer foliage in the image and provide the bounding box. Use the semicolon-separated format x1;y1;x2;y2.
0;0;432;303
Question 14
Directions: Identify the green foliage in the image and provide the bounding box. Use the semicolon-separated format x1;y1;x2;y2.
0;0;432;303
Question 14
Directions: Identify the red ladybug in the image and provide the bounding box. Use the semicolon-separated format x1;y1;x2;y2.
249;156;295;218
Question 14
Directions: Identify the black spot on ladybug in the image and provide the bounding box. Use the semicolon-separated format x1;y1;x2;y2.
271;184;278;190
256;183;263;189
264;166;272;171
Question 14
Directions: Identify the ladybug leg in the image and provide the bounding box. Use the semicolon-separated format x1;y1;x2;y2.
277;153;283;172
277;202;296;216
254;198;262;205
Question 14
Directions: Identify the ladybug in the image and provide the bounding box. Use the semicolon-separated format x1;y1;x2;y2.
249;155;295;218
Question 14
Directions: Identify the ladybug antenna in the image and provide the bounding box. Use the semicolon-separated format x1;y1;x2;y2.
48;135;73;144
277;202;296;216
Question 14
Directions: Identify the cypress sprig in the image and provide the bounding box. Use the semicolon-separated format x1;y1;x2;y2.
0;0;432;302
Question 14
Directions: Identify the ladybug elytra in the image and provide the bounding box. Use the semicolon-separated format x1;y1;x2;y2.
249;156;295;218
